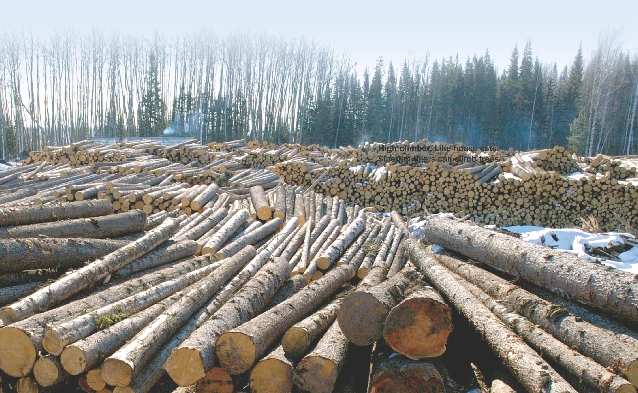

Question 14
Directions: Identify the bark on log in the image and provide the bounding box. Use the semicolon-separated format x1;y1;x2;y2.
455;269;635;393
250;186;271;221
0;282;42;307
338;265;420;346
0;238;128;274
267;275;307;308
432;250;638;387
201;209;248;255
404;238;577;393
214;218;282;259
215;264;356;375
100;246;256;387
0;209;146;240
173;209;228;243
423;215;638;325
0;255;216;377
0;199;113;227
0;187;37;205
367;342;445;393
382;286;453;359
163;255;294;387
114;240;198;277
316;215;366;270
282;287;351;359
249;344;294;393
190;183;219;211
292;320;350;393
273;185;285;220
0;218;179;324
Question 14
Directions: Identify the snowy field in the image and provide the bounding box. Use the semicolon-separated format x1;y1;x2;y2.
409;216;638;274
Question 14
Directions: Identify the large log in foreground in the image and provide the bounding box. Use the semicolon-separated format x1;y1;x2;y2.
0;199;113;227
423;214;638;325
403;237;577;392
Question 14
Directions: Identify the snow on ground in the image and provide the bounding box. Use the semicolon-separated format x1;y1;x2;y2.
407;215;638;273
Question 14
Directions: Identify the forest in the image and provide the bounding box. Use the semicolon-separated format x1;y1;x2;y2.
0;29;636;160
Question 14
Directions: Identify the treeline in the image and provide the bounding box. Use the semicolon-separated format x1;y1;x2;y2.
0;29;636;160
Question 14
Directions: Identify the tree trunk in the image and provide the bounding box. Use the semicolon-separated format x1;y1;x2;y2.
0;252;214;379
432;250;638;387
338;265;420;346
249;186;271;221
249;344;294;393
383;285;453;359
404;238;577;393
114;240;198;277
0;199;113;227
163;255;295;387
292;320;350;393
422;215;638;325
215;264;356;375
282;286;352;359
101;246;256;387
0;218;180;324
456;269;635;393
0;238;128;273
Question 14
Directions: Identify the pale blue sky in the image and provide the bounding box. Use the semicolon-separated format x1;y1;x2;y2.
1;0;636;73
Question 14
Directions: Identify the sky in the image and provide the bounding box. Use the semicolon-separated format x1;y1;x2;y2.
0;0;636;74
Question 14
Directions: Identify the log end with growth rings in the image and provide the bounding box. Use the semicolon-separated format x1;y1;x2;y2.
41;329;66;356
249;358;293;393
163;347;207;387
101;357;134;387
215;332;256;375
0;327;37;377
0;307;20;325
33;356;63;387
338;292;389;346
281;328;311;359
383;296;453;359
60;345;87;375
293;355;338;393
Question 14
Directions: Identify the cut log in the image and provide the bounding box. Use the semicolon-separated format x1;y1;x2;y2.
404;238;577;393
114;240;198;277
215;264;356;375
0;255;216;377
190;183;219;211
0;217;179;324
0;199;113;227
201;209;248;255
163;255;295;387
454;268;635;393
282;287;352;359
100;246;256;387
338;265;420;346
33;355;67;387
16;376;53;393
0;209;146;240
316;215;366;270
43;258;226;355
0;238;129;274
214;217;282;259
86;369;107;390
268;275;307;308
273;185;285;220
194;368;248;393
0;186;37;205
432;250;638;387
0;282;42;307
173;209;228;243
382;286;453;359
249;344;295;393
367;342;445;393
250;186;271;221
292;320;350;393
422;214;638;325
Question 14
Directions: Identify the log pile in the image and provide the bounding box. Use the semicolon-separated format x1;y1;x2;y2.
22;140;135;167
585;154;638;179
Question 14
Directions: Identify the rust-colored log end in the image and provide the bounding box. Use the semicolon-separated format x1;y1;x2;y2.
196;367;234;393
370;361;445;393
164;347;207;387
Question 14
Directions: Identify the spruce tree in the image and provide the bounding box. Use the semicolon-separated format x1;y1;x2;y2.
137;52;166;137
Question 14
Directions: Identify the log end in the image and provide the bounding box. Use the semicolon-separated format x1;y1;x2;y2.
200;246;214;256
164;347;206;387
215;332;256;375
273;210;285;220
370;360;445;393
249;358;293;393
33;356;61;387
256;207;272;221
112;386;135;393
338;292;389;346
60;345;87;375
316;256;331;270
16;377;39;393
615;384;637;393
383;297;453;359
101;357;134;388
292;355;338;393
42;329;66;356
281;328;311;359
624;360;638;389
195;367;234;393
87;368;107;390
0;327;37;377
0;306;20;325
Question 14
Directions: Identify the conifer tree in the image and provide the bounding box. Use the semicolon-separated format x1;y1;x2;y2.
137;52;166;137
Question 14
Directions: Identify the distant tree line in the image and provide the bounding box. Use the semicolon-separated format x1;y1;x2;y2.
0;29;636;160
